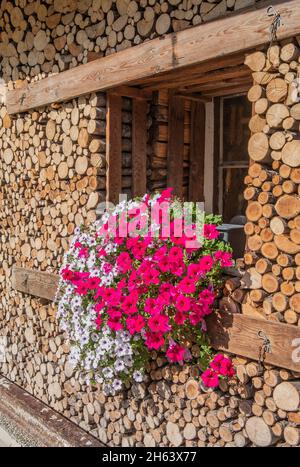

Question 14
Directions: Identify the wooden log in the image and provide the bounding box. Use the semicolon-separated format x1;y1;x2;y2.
245;51;266;72
245;417;279;447
284;426;300;446
273;382;300;411
282;140;300;168
266;78;288;103
248;133;270;163
275;195;300;219
266;104;289;128
246;202;263;222
262;273;281;293
270;217;288;235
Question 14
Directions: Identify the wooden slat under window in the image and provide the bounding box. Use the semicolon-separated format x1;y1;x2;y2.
132;99;147;197
189;101;205;202
106;93;122;205
167;94;185;198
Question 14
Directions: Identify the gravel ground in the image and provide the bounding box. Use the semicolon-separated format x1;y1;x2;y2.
0;413;40;447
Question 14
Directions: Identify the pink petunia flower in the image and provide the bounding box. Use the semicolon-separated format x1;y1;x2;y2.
166;343;186;363
122;293;138;315
175;294;191;312
198;255;214;273
203;224;220;240
148;314;170;333
117;252;132;274
219;357;235;378
126;315;145;335
177;277;196;294
201;369;220;389
215;250;233;268
174;310;187;325
144;331;165;350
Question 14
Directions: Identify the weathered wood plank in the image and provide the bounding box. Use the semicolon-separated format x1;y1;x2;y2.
106;93;122;205
7;0;300;114
207;312;300;373
167;94;185;197
189;101;205;202
132;99;147;197
12;267;59;301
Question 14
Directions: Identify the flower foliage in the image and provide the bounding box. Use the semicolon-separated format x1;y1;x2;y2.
57;189;234;394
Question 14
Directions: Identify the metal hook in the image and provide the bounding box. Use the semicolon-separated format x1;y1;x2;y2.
267;6;283;43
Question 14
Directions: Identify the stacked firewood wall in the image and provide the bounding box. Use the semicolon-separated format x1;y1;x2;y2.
0;94;106;273
240;40;300;325
1;0;300;449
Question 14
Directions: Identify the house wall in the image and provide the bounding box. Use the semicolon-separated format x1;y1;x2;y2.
2;0;300;448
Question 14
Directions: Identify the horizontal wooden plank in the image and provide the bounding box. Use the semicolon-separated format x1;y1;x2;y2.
7;0;300;114
11;267;300;372
207;311;300;373
12;267;59;301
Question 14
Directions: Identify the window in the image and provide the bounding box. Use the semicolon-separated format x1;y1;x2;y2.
218;94;251;223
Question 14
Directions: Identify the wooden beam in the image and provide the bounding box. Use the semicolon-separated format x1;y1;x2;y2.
167;94;185;198
132;99;147;197
11;266;300;372
180;65;250;90
189;102;205;202
176;94;212;103
213;97;221;213
139;53;248;91
207;311;300;373
12;267;59;301
106;93;122;205
7;0;300;114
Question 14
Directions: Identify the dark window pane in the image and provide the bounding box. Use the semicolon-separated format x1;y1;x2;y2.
222;167;248;223
222;95;251;163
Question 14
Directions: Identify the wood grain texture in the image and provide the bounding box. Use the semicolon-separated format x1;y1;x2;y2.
106;93;122;205
12;266;59;301
167;94;184;198
7;0;300;114
207;311;300;373
132;98;147;197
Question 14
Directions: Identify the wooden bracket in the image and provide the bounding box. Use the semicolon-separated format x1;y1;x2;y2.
207;311;300;373
6;0;300;114
12;266;59;302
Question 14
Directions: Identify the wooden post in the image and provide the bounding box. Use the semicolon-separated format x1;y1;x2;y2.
132;98;147;197
167;93;184;197
189;101;206;202
106;93;122;205
213;97;221;213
